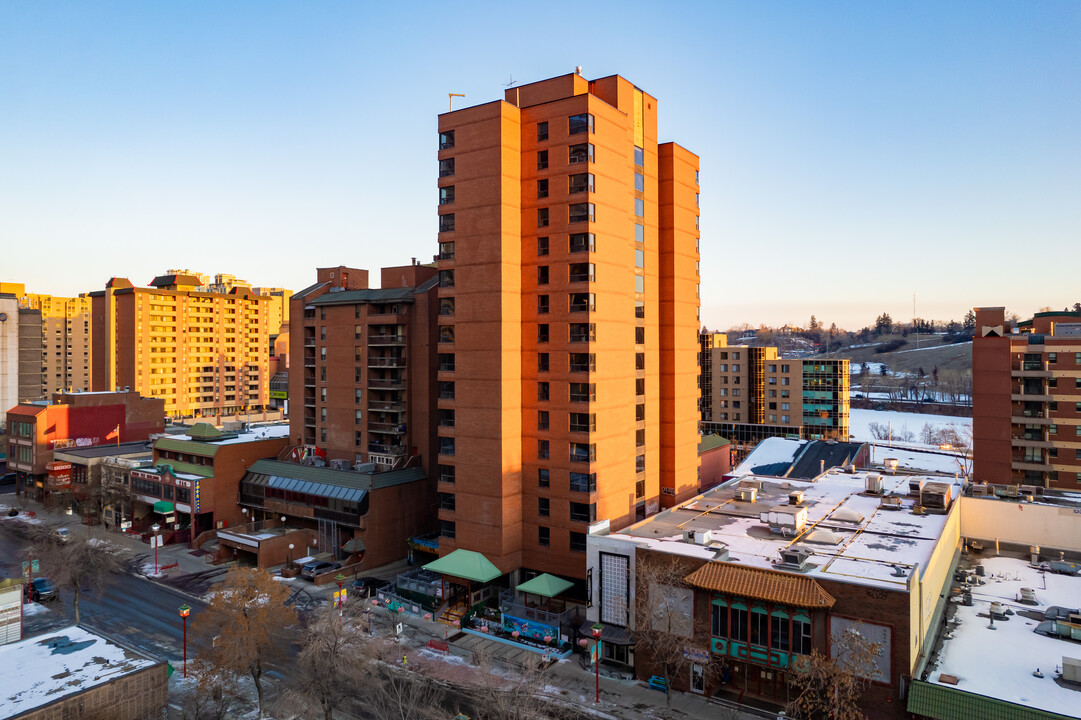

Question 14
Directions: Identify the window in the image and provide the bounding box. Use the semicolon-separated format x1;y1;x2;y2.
320;347;327;361
635;224;644;243
570;443;596;463
634;171;645;192
569;143;594;164
635;275;645;293
636;352;645;370
635;454;646;473
439;297;455;315
569;172;594;194
537;150;548;170
793;616;812;654
569;472;596;492
321;366;327;381
439;437;455;456
711;602;728;637
538;497;550;517
538;439;550;459
538;468;550;487
570;532;587;552
438;353;455;371
537;178;549;199
569;202;595;223
636;429;645;447
635;327;645;344
439;269;455;288
568;113;594;135
439;130;454;149
730;605;748;642
635;301;644;318
439;409;455;427
439;492;456;511
636;378;645;396
1049;352;1058;364
439;185;455;206
440;520;456;539
438;158;455;177
569;353;595;372
569;412;595;432
569;293;595;312
321;408;327;422
537;236;549;256
439;381;455;400
538;324;549;343
636;403;645;421
537;207;549;227
537;121;548;141
634;145;644;166
539;526;550;546
538;353;549;372
770;613;790;651
439;326;455;343
569;323;595;342
570;502;596;523
569;262;595;282
538;410;549;430
634;198;645;217
635;248;645;268
570;382;596;402
569;232;595;253
355;388;363;404
538;382;550;401
537;266;549;284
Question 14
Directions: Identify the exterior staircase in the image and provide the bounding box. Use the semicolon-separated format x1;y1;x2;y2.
439;599;468;626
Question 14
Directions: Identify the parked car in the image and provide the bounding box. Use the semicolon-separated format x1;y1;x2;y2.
26;577;58;602
300;561;342;580
351;576;390;596
54;527;70;542
0;472;16;487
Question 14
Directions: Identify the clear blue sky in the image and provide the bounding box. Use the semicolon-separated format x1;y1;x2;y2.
1;1;1078;329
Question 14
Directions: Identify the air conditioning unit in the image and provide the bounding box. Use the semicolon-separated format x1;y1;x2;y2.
736;488;758;503
789;491;805;506
908;478;925;496
682;529;714;546
864;474;884;495
778;547;813;570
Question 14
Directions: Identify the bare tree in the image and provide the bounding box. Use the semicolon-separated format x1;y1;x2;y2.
634;551;697;708
28;527;124;624
360;660;445;720
787;623;882;720
174;658;240;720
468;651;571;720
193;566;298;717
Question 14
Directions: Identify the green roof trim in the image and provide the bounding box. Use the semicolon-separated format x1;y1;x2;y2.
308;288;416;306
515;573;573;598
699;434;731;453
155;437;220;458
424;549;502;584
906;680;1078;720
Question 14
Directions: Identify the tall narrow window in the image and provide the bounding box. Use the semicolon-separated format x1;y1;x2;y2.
438;158;455;177
537;208;549;227
537;150;548;170
439;130;455;150
568;113;594;135
537;178;549;199
537;122;549;141
439;186;455;205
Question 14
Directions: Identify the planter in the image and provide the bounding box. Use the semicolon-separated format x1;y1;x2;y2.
280;567;300;579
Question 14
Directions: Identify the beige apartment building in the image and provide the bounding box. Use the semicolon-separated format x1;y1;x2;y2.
21;293;93;395
90;273;272;417
700;332;849;447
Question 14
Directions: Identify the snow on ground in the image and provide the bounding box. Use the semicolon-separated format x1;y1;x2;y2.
419;647;471;665
272;575;295;582
892;340;971;354
931;556;1081;716
850;362;888;375
138;562;166;579
21;602;51;617
849;408;970;445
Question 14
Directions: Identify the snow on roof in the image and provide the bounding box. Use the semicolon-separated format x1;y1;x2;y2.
930;555;1081;717
868;444;968;475
731;437;805;477
171;423;291;445
0;626;159;716
612;469;961;591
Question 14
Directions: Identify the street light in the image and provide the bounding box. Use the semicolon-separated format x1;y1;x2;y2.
287;543;294;570
591;623;603;704
281;515;287;533
151;523;161;575
178;604;191;678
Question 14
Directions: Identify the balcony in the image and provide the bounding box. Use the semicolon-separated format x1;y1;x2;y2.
368;334;406;346
1011;437;1053;449
367;421;402;433
368;399;405;412
1011;393;1053;403
1012;362;1051;378
368;356;407;368
1012;460;1053;472
368;377;405;389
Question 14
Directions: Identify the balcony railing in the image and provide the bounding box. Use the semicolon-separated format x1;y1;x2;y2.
368;442;406;455
369;335;406;346
369;356;407;368
368;378;405;389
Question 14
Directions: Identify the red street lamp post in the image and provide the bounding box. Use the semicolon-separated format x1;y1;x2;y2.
178;604;191;678
151;524;161;575
592;622;603;704
335;573;346;617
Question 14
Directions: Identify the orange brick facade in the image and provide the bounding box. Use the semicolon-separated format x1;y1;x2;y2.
435;73;701;580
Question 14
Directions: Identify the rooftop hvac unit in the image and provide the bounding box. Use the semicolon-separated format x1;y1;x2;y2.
329;459;350;471
865;474;884;495
760;506;809;534
921;482;952;509
908;478;925;496
879;495;904;511
736;488;758;503
354;462;377;473
970;484;989;496
778;547;813;570
739;478;763;491
1063;657;1081;685
682;529;714;546
789;491;805;506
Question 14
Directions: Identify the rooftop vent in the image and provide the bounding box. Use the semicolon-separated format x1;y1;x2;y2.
739;478;763;492
832;507;864;524
908;478;925;496
777;547;813;571
354;462;377;473
789;491;805;506
879;495;904;511
891;565;908;577
736;488;758;503
864;474;884;495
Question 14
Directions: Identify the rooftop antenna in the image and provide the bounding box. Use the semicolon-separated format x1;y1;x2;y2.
448;93;465;111
503;75;516;88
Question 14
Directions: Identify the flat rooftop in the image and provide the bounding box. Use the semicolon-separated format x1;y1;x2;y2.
169;423;291;445
929;555;1081;716
613;469;962;591
0;625;160;717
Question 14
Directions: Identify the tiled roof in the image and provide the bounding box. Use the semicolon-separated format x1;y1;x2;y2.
684;563;835;608
906;680;1077;720
699;434;730;453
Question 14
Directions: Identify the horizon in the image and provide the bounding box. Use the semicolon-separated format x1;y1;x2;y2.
1;1;1078;328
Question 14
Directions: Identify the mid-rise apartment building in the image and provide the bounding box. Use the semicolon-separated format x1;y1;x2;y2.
435;71;701;581
972;306;1081;488
700;332;849;446
89;274;272;416
21;293;93;395
288;264;439;473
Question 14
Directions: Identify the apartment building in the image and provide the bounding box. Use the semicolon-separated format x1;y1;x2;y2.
288;263;439;473
699;333;849;447
89;274;272;416
21;293;93;395
0;291;20;423
435;71;701;582
972;306;1081;488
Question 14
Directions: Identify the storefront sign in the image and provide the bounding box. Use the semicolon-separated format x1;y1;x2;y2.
192;482;201;514
269;390;288;400
46;461;72;489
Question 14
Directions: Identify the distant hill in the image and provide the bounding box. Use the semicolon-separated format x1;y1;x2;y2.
816;333;971;375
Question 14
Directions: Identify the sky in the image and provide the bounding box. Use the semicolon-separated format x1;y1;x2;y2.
1;1;1078;330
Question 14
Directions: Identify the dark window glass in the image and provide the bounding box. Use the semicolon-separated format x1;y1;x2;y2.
770;613;790;651
569;263;595;283
569;353;595;372
440;520;456;538
569;203;595;223
439;269;455;288
537;122;549;141
538;266;549;284
439;130;454;149
538;353;549;372
569;443;596;463
750;609;769;647
538;382;550;401
569;323;596;343
538;439;549;459
439;214;455;232
537;178;549;199
569;472;596;493
438;353;454;372
570;532;587;552
711;604;728;637
537;236;549;256
439;158;455;177
568;113;594;135
439;186;455;205
439;437;455;456
569;233;595;253
570;382;596;402
569;172;594;194
538;410;549;430
539;526;550;545
537;150;548;170
537;207;549;227
538;324;549;343
439;465;455;483
569;293;595;312
569;501;595;522
569;412;595;432
537;295;549;314
538;468;550;487
569;143;594;164
538;497;550;517
730;606;748;642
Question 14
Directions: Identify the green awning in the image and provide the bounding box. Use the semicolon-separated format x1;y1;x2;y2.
423;549;501;584
153;501;175;514
341;538;366;553
515;573;573;598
